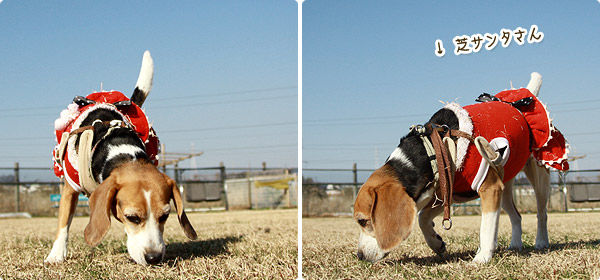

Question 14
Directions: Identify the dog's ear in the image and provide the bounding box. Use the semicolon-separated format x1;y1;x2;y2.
164;174;197;240
370;182;416;251
84;176;120;246
131;50;153;107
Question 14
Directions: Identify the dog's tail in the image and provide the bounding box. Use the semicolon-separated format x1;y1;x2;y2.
526;72;542;97
131;50;154;107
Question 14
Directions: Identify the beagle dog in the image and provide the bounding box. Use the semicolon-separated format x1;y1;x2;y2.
354;73;569;264
45;51;197;265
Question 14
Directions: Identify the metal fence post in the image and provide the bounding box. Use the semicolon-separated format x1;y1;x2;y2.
560;171;568;212
352;163;358;203
220;162;229;211
174;163;180;186
246;170;252;209
14;162;20;213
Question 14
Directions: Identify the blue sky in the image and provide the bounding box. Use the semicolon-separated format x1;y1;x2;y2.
0;1;297;175
303;1;600;182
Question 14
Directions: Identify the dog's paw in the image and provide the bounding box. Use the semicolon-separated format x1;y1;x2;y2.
534;241;550;250
472;249;493;264
44;252;66;264
435;241;447;256
508;240;523;250
433;235;447;256
45;241;68;264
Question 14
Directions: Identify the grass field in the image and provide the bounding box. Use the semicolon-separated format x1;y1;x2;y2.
0;209;297;279
303;212;600;279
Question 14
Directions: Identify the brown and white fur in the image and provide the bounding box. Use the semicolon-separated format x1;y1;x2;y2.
45;51;197;265
354;73;551;264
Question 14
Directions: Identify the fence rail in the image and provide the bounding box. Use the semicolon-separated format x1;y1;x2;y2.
302;164;600;217
0;163;297;216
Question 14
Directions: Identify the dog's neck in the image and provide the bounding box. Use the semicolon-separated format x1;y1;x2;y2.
385;107;462;204
91;128;149;183
385;134;434;203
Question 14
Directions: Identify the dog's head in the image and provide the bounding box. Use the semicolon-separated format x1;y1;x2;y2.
353;164;417;263
84;161;197;265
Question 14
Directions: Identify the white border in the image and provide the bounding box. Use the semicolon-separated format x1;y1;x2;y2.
296;1;303;279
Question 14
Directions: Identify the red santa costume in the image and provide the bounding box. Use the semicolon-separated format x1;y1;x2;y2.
52;91;159;194
444;88;569;193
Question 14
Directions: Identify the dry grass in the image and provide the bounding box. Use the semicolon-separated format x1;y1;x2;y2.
0;209;297;279
303;212;600;279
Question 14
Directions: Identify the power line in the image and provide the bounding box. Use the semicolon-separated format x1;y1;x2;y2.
151;85;297;101
147;93;296;110
160;121;296;133
0;85;297;113
303;113;428;123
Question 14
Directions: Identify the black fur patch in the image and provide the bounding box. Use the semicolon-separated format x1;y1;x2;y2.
386;108;460;201
131;87;146;106
76;108;149;182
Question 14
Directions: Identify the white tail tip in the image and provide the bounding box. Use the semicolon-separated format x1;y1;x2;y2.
526;72;542;97
135;50;154;94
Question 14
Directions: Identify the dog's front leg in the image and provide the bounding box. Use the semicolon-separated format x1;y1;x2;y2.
418;204;445;255
473;168;504;264
45;183;79;263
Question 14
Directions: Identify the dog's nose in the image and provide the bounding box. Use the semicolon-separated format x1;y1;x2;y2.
357;250;365;260
144;252;163;265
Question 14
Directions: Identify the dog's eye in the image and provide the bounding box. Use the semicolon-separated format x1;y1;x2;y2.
125;215;142;224
357;219;368;227
158;213;169;223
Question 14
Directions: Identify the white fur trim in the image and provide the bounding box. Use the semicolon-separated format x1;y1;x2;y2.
135;50;154;96
54;103;80;131
63;167;83;193
443;103;473;169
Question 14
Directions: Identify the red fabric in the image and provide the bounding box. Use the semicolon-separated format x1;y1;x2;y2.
533;128;569;171
53;91;159;183
453;101;531;193
452;88;569;193
495;88;550;149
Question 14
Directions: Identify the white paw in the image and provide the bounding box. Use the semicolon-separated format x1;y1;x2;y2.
472;249;493;264
45;241;68;264
44;251;66;264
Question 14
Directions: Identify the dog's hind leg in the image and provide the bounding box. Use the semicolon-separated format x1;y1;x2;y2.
501;178;523;250
45;183;79;263
418;204;446;256
473;167;504;263
523;157;551;249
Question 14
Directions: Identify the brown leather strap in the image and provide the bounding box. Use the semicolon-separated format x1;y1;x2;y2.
68;121;127;136
449;129;474;142
69;125;96;135
426;124;474;230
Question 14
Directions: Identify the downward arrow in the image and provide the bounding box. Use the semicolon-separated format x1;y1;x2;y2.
435;39;445;57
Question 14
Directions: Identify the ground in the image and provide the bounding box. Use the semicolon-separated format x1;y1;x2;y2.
0;209;297;280
303;212;600;279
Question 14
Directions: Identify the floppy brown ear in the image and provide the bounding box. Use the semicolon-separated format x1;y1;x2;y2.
371;183;417;251
84;176;120;246
165;175;197;240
